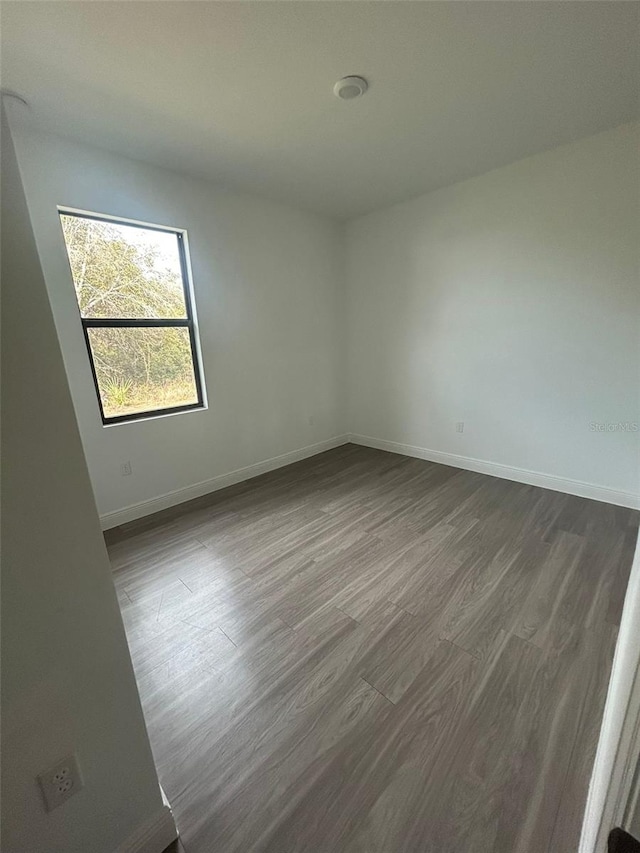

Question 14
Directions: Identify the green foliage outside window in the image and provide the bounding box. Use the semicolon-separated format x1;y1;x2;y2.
60;214;200;419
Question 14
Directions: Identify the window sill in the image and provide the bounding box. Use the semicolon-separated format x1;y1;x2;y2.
102;403;207;427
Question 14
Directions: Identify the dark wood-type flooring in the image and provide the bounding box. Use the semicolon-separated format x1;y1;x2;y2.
108;445;639;853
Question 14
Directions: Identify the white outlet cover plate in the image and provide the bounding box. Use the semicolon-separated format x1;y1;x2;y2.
38;753;83;812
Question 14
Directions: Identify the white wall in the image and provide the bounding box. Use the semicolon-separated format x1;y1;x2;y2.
10;121;640;519
10;125;345;525
346;123;640;505
1;109;174;853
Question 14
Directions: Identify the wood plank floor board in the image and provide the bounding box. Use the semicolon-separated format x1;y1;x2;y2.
260;639;480;853
108;445;639;853
186;676;392;853
439;538;549;662
359;608;444;703
487;630;593;853
409;631;548;853
513;530;586;649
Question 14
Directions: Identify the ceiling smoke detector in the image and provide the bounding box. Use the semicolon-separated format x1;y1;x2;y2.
333;76;368;100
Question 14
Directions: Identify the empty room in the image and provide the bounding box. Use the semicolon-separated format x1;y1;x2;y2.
2;2;640;852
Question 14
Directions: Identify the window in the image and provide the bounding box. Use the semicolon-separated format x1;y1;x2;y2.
59;210;205;425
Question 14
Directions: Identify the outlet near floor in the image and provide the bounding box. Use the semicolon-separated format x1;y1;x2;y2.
38;753;83;812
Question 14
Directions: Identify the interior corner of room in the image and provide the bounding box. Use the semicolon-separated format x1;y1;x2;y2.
9;119;640;527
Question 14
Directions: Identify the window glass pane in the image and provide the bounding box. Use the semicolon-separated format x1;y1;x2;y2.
60;214;188;319
87;327;199;419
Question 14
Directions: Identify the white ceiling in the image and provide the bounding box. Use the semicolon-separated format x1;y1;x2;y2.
2;1;638;220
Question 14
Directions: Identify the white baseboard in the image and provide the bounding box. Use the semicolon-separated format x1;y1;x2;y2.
101;435;349;529
114;803;177;853
349;433;640;509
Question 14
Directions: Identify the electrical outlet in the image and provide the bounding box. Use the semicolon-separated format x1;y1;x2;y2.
120;461;132;476
456;422;464;434
38;754;83;812
308;415;315;426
